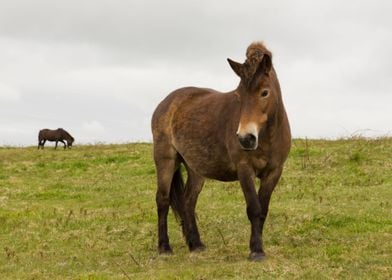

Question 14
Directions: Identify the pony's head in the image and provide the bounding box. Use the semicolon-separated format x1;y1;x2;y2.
67;137;75;148
228;42;279;150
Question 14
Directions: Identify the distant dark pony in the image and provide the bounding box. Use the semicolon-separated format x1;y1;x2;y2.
152;42;291;261
38;128;75;149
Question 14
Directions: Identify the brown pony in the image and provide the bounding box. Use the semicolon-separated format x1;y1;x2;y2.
38;128;75;149
151;42;291;261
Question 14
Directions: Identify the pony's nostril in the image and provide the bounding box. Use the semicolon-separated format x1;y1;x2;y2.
238;133;257;150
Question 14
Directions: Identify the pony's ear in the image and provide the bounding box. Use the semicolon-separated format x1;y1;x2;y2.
254;53;272;78
227;58;243;78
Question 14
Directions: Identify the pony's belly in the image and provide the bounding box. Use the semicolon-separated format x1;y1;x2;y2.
192;163;238;182
204;170;239;182
180;150;239;182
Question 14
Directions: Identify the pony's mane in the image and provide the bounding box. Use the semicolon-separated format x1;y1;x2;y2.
242;42;273;85
245;42;272;64
59;128;74;140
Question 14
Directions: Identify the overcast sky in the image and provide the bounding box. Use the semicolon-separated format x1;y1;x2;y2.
1;0;391;146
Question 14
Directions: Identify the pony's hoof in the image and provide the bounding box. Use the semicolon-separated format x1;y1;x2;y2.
158;244;173;255
190;244;206;252
248;251;266;261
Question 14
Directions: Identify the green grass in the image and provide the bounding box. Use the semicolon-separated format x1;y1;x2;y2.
0;139;391;279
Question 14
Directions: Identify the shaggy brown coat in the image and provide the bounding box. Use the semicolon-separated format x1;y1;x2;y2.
152;42;291;260
38;128;74;149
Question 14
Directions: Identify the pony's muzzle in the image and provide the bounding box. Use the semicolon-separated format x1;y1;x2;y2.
237;133;258;150
237;122;259;150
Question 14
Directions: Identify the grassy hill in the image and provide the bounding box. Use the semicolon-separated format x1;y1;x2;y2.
0;139;391;279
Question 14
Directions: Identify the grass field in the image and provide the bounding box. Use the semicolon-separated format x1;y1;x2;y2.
0;139;391;279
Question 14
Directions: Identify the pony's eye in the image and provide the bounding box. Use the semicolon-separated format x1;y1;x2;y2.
260;90;269;98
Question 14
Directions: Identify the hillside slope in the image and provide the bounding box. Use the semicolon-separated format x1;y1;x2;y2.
0;139;391;279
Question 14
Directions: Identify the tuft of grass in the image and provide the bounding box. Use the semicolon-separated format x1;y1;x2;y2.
0;139;391;279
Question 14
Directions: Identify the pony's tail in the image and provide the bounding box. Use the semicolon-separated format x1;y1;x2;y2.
169;168;185;224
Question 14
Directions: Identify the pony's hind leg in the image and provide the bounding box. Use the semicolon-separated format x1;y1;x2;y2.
182;166;205;251
154;146;179;254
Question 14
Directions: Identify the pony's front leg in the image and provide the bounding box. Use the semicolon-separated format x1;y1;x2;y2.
59;140;66;149
237;164;264;261
258;167;283;251
55;141;58;149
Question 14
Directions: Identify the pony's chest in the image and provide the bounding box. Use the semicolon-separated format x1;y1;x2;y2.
251;156;268;173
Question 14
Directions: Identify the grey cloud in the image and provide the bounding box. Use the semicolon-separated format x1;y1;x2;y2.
0;0;391;145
